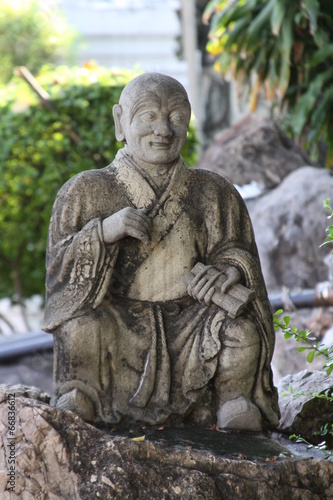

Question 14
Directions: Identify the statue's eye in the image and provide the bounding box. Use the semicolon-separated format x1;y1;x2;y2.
140;111;156;121
170;112;184;124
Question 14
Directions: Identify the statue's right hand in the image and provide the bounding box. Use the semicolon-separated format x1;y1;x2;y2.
102;207;152;245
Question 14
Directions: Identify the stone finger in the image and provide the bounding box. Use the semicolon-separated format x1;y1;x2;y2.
221;278;233;294
127;226;150;244
126;218;151;237
197;273;219;302
189;265;210;289
127;211;152;232
193;277;209;299
204;286;216;306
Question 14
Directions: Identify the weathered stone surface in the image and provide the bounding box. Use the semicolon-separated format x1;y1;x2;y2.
1;385;332;499
247;166;333;291
197;115;314;189
0;385;79;499
278;370;333;445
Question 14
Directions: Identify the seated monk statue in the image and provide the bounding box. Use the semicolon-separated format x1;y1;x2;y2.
42;73;280;431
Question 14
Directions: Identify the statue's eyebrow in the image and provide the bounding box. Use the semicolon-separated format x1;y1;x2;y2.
168;93;190;111
130;92;161;122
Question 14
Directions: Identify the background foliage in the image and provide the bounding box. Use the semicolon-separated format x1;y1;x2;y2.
205;0;333;165
0;65;199;302
0;0;74;84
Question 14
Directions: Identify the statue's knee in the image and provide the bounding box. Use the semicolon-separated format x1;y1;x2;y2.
217;317;260;375
54;313;104;382
223;316;260;348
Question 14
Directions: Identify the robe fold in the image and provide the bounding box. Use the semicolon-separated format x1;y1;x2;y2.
42;149;280;426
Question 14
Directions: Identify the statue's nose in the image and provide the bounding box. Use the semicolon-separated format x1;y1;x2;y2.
154;120;172;137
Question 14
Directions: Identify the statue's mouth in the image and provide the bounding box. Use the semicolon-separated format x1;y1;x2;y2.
150;142;172;149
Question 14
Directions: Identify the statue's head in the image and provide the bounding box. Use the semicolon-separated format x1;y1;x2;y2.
113;73;191;166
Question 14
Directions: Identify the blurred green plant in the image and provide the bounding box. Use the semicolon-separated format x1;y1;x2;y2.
0;65;199;303
273;197;333;458
0;0;75;84
273;310;333;375
289;429;333;460
204;0;333;166
274;310;333;457
321;198;333;247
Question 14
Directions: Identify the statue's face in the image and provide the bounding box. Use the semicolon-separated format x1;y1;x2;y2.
120;86;191;166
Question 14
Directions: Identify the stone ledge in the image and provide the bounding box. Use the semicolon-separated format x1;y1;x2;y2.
0;385;332;499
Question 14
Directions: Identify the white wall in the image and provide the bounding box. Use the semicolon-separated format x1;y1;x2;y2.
59;0;191;92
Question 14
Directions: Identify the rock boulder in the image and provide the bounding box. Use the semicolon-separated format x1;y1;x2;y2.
1;384;332;499
197;115;314;189
278;370;333;447
247;166;333;291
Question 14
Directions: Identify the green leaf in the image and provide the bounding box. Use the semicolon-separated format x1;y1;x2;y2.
225;16;252;50
227;0;257;24
310;88;333;142
303;0;320;35
292;84;319;135
203;0;220;23
307;350;315;363
323;198;332;211
277;5;296;92
246;0;275;51
283;316;291;326
309;45;333;66
271;0;287;35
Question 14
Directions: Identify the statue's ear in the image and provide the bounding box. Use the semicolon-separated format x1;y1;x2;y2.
113;104;125;142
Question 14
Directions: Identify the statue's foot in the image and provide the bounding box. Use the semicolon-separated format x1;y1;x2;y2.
217;397;262;432
56;388;96;421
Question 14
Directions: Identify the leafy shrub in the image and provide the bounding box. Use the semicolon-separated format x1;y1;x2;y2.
0;65;199;301
0;0;74;84
204;0;333;165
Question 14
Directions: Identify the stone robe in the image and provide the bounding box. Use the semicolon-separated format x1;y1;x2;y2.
42;150;279;426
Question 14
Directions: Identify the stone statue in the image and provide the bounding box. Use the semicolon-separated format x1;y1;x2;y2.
42;73;280;431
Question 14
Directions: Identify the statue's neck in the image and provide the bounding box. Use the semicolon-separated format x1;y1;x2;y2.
124;151;178;187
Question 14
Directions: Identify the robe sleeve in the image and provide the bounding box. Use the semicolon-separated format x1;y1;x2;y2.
199;170;271;312
198;171;279;424
42;173;120;332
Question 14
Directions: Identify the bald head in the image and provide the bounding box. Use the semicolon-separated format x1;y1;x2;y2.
113;73;191;166
119;73;191;114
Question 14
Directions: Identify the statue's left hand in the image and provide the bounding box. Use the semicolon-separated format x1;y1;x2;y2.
187;264;241;306
220;266;241;293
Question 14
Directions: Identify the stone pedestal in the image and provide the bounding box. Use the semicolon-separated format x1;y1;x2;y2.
1;385;332;499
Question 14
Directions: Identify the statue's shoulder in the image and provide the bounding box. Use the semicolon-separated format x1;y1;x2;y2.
56;163;118;198
187;167;239;196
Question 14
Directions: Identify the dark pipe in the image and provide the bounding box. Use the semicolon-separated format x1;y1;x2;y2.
0;331;53;361
269;289;316;309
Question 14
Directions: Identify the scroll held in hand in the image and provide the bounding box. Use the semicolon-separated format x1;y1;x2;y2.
183;262;255;318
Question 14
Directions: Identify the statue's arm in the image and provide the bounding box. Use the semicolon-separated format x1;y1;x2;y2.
43;176;120;329
43;173;153;330
185;170;257;307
